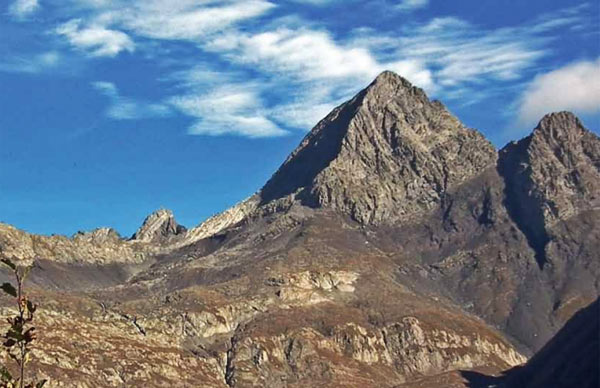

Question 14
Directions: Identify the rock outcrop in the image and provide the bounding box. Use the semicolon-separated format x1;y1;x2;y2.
0;223;149;265
132;209;186;243
180;196;259;246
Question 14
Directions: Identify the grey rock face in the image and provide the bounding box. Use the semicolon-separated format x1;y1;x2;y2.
132;209;186;243
260;71;497;225
499;111;600;267
73;227;121;244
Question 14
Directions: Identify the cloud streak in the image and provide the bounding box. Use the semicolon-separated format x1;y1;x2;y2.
93;81;171;120
0;51;60;74
56;19;134;57
396;0;429;12
169;82;288;138
109;0;276;41
8;0;39;19
29;0;598;138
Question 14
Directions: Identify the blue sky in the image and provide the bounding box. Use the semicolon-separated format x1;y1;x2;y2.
1;0;599;236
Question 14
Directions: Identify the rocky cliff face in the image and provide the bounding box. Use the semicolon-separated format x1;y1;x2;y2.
0;71;598;387
132;209;187;243
499;111;600;267
0;223;151;265
260;71;497;225
180;196;259;246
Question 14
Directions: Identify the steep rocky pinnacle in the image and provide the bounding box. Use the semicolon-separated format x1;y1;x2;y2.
498;111;600;267
132;209;187;243
259;71;497;225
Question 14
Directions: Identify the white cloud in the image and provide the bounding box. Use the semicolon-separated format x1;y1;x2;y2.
210;28;433;88
203;27;436;131
50;1;595;138
396;0;429;12
93;81;118;96
8;0;39;19
62;0;275;42
0;51;61;74
56;19;134;57
394;18;547;85
221;29;381;81
113;0;275;41
92;81;171;119
348;7;592;103
169;84;287;138
518;58;600;125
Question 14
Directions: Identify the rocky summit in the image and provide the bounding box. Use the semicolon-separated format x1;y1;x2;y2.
0;71;598;387
260;71;497;225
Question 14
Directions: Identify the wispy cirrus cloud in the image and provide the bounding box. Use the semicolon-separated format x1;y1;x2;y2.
396;0;429;12
26;0;598;138
56;0;276;43
349;4;593;108
105;0;276;41
56;19;134;57
169;84;287;138
8;0;39;19
0;51;60;74
199;27;434;131
209;28;433;88
93;81;171;120
517;58;600;126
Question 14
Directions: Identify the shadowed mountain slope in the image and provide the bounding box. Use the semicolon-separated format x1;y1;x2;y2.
503;297;599;388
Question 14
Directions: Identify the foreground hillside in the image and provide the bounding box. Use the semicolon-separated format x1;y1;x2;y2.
0;71;598;387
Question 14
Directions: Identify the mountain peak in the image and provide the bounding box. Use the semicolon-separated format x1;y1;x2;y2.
369;70;415;89
527;111;598;163
132;209;186;243
364;70;429;108
537;110;579;127
259;71;496;225
533;111;586;144
498;111;600;266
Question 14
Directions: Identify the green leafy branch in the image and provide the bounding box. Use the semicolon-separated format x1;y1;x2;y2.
0;258;46;388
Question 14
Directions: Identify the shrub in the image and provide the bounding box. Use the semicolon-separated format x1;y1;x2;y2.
0;258;46;388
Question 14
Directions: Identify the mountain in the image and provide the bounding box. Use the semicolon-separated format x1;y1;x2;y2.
259;71;497;225
0;71;598;387
499;112;600;267
503;297;599;388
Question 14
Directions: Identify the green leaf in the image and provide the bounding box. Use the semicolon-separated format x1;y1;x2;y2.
0;259;16;271
0;283;17;298
7;329;24;341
